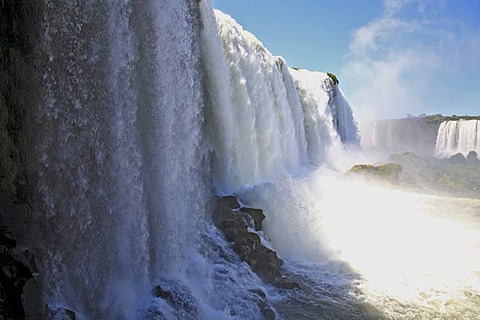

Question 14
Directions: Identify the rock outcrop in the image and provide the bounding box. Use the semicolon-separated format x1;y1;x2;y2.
214;196;297;289
0;233;32;319
346;163;403;183
152;280;198;320
239;207;265;231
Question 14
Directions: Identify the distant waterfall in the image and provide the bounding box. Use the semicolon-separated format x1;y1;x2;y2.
203;10;359;192
435;120;480;158
370;118;440;156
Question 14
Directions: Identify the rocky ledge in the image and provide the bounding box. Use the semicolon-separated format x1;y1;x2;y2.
213;195;297;289
346;163;403;183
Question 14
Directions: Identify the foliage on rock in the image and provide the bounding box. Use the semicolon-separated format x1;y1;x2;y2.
347;163;403;183
327;72;339;85
389;152;480;198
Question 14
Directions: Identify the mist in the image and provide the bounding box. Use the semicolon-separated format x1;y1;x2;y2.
339;0;480;142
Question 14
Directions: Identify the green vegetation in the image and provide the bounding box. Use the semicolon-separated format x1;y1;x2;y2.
347;163;403;183
389;152;480;198
327;72;339;85
424;114;480;122
348;152;480;198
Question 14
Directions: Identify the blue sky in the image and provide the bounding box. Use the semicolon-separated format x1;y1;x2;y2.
212;0;480;120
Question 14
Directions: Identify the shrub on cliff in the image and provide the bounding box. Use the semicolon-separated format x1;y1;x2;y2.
327;72;339;85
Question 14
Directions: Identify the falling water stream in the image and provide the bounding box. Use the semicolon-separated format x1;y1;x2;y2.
11;1;479;319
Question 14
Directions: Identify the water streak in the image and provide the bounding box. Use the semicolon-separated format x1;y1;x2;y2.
435;119;480;158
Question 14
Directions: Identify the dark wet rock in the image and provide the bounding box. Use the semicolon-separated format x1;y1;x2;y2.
0;196;42;319
262;306;276;320
220;195;241;209
214;196;298;289
152;280;198;320
0;218;33;320
466;151;479;164
239;207;265;231
47;306;77;320
449;153;467;164
249;288;277;320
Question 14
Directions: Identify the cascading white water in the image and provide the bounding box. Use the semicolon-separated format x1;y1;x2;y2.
202;10;359;193
28;1;210;318
18;1;479;319
202;10;308;193
290;69;360;164
25;1;360;318
239;171;480;319
371;120;393;148
435;120;480;158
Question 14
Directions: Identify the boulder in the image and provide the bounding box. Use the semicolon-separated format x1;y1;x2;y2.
249;289;277;320
449;153;467;164
220;195;241;209
239;207;265;231
152;280;198;320
214;197;297;289
466;151;479;164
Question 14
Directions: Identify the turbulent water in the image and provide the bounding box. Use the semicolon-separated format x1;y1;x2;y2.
239;172;480;319
435;120;480;158
15;0;480;319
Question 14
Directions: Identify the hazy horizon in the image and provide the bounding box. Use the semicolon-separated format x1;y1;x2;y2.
212;0;480;122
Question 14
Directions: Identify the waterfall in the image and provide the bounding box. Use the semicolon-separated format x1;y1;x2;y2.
202;10;359;193
370;118;440;156
12;0;362;318
202;10;308;193
435;120;480;158
290;69;360;164
26;1;210;318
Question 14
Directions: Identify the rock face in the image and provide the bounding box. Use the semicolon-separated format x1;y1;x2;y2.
0;223;33;319
214;196;297;289
0;2;42;318
0;192;40;320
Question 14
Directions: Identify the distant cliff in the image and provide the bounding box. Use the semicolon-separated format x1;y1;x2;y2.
371;114;480;156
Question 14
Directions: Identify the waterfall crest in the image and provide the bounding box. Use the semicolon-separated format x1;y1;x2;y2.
203;10;359;193
15;1;361;318
290;69;360;164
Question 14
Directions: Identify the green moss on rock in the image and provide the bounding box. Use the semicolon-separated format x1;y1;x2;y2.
327;72;339;85
347;163;403;182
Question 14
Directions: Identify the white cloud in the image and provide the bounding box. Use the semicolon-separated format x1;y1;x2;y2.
341;0;480;126
383;0;411;16
350;17;417;57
